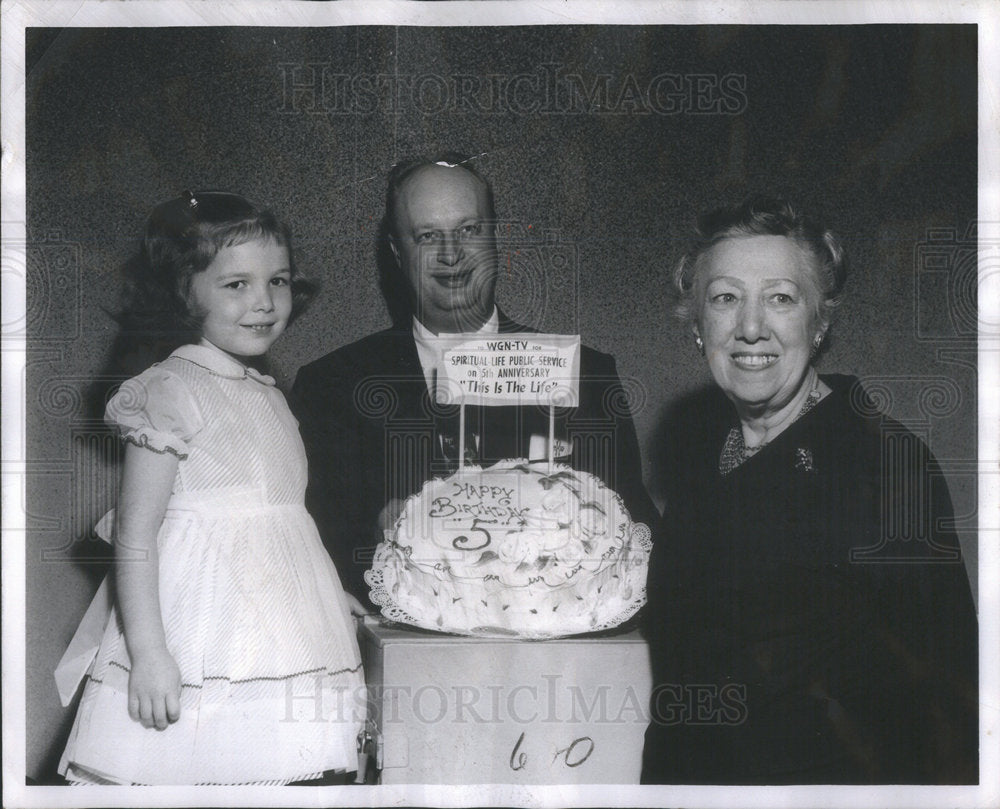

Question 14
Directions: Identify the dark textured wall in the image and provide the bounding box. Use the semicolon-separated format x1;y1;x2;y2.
25;25;978;780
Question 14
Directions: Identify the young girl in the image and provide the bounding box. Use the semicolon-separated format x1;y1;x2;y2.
56;191;365;785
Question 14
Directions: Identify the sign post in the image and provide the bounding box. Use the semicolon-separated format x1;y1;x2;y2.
435;333;581;472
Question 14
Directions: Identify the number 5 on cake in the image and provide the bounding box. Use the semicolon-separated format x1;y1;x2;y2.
452;517;494;551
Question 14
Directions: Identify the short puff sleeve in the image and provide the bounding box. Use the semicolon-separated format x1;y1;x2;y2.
105;366;204;458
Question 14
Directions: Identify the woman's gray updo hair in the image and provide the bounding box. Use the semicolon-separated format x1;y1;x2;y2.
673;196;848;333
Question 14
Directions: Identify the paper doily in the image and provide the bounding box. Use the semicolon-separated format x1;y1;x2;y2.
364;522;651;641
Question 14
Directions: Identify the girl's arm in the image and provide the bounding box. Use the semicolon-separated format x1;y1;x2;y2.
115;443;182;730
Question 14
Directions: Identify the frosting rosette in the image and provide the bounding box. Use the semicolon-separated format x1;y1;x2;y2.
497;530;546;566
364;460;651;639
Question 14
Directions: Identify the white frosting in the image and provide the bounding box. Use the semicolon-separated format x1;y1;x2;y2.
365;460;651;639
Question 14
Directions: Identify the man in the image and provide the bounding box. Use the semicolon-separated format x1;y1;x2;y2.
292;154;655;605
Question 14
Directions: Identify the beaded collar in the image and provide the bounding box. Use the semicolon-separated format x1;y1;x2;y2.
170;342;276;386
718;386;822;476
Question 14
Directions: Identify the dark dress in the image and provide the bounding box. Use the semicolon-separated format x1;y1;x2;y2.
641;375;978;784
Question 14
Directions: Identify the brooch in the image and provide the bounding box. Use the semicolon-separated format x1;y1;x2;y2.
794;447;816;473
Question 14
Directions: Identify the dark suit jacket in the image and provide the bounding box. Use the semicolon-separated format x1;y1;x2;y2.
291;315;656;603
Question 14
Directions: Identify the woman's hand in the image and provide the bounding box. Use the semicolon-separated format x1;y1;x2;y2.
128;646;182;729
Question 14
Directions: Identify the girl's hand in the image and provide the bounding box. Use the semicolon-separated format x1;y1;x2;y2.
377;498;405;531
128;647;182;730
345;592;369;618
115;444;181;731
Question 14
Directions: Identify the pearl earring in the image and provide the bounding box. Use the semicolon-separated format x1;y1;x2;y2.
695;336;704;354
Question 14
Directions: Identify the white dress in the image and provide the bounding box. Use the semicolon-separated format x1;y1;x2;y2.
57;343;365;785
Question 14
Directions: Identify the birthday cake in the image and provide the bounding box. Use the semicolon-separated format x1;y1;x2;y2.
364;460;651;639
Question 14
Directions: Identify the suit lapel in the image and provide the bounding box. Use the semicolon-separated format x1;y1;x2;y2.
384;329;433;422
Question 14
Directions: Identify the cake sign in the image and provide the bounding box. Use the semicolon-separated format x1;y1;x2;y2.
435;333;581;407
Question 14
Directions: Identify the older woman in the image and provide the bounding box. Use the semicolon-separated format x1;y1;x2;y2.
641;198;978;784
